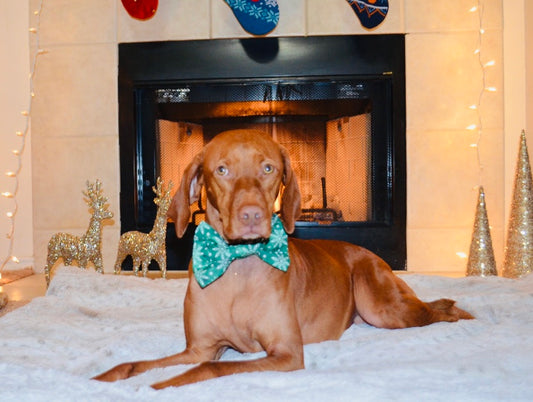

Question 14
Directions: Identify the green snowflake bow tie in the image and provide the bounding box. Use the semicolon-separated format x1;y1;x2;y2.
192;214;290;288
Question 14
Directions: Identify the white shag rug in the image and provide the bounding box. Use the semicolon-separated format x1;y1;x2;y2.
1;267;532;402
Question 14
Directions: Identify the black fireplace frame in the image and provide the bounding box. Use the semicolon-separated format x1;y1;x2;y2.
118;35;406;271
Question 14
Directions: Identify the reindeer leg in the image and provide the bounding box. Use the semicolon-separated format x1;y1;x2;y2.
78;256;88;270
141;260;149;277
157;251;166;279
132;257;141;276
93;254;104;274
45;253;58;286
114;251;126;275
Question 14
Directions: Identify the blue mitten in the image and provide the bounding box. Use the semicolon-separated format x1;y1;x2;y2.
224;0;280;36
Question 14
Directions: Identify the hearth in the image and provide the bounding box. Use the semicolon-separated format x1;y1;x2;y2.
118;35;406;271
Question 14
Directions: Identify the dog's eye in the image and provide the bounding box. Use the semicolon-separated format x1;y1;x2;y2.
263;164;274;174
216;165;228;176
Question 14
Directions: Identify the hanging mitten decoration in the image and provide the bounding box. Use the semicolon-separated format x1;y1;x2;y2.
346;0;389;30
224;0;280;36
121;0;158;21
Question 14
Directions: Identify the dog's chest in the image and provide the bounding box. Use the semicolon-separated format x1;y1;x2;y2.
190;256;290;351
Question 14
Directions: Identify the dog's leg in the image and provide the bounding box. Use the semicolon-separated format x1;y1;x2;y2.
151;349;304;389
93;347;216;382
353;256;473;329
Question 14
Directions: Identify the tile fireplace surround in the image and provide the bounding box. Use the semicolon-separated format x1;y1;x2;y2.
29;0;509;276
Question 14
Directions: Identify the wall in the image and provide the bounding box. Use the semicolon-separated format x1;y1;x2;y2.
527;1;533;141
0;1;33;270
406;1;504;273
16;0;528;275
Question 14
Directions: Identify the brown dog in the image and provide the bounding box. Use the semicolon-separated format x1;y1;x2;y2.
94;129;473;389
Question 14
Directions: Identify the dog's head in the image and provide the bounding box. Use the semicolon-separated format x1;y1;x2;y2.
168;129;301;243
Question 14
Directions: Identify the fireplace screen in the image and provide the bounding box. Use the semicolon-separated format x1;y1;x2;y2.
156;80;377;225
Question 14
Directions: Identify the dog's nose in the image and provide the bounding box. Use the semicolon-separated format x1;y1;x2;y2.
239;205;264;227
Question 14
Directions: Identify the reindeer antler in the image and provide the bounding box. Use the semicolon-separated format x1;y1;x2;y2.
83;180;105;205
152;177;174;206
83;180;113;218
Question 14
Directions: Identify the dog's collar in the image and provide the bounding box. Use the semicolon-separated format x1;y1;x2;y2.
192;214;290;288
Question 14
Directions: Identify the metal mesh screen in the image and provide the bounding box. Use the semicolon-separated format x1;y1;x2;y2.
158;112;372;223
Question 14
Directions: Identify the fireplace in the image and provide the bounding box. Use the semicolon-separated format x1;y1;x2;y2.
118;35;406;271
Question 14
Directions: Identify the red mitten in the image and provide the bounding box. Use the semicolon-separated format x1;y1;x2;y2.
121;0;158;21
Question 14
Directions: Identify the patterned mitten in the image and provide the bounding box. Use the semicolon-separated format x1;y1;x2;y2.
224;0;280;36
346;0;389;30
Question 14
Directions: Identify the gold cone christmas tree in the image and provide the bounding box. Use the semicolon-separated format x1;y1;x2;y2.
466;186;497;276
503;130;533;278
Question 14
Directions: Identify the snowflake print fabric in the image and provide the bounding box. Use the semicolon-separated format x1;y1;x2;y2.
192;214;290;288
224;0;280;36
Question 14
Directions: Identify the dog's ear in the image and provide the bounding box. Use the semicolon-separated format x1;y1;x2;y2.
167;151;204;238
279;146;301;234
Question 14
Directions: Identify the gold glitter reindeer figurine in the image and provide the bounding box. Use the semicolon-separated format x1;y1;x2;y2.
45;180;114;286
114;178;173;278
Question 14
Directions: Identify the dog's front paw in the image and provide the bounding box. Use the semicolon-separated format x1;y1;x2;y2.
93;362;139;382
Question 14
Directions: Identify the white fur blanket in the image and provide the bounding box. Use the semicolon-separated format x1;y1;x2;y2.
1;267;532;401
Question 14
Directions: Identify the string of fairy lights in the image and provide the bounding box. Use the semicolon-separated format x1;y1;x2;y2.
457;0;497;261
467;0;496;184
0;1;44;276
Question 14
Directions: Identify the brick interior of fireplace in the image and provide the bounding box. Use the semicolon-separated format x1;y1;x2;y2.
158;97;373;225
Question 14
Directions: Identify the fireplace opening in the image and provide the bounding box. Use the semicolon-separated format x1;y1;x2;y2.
118;35;406;271
157;80;380;224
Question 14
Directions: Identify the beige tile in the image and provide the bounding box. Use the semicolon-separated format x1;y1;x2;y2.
307;0;404;35
32;135;119;230
211;0;249;39
118;0;210;42
407;226;504;275
407;128;504;229
406;31;503;131
212;0;306;38
407;228;472;274
405;0;502;33
32;44;117;138
475;128;506;218
34;0;116;46
275;0;307;37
